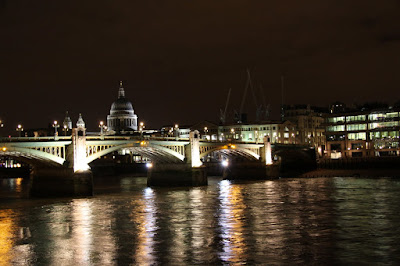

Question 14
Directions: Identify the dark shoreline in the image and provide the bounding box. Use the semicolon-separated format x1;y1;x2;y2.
300;168;400;178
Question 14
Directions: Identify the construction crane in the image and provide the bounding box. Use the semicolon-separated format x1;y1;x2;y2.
219;88;231;125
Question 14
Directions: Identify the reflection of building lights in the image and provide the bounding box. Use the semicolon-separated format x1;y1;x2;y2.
146;162;153;168
72;200;93;264
218;180;246;262
0;210;14;265
134;187;156;264
222;160;229;167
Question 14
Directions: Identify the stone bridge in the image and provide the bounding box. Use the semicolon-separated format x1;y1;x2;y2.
0;126;315;196
0;133;270;170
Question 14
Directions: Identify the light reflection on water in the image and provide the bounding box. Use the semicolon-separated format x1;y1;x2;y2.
1;176;400;264
218;180;247;263
133;187;157;265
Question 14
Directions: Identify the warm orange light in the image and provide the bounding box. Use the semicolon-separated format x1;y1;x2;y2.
140;141;147;146
230;144;236;149
2;147;6;151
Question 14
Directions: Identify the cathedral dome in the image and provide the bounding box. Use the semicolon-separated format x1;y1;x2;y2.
110;98;134;115
110;82;135;115
107;81;138;132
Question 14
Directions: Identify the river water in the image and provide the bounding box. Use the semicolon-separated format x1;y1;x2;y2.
1;176;400;265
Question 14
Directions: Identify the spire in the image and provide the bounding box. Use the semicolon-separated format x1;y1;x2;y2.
118;81;125;98
63;111;72;129
76;113;85;129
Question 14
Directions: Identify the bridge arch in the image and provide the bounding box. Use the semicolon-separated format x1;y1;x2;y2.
0;144;68;167
85;141;186;164
0;149;65;167
200;146;260;161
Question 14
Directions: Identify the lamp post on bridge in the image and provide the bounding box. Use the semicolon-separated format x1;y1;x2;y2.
0;119;3;138
204;126;209;140
99;121;106;140
62;125;69;136
53;121;59;140
139;122;145;138
16;124;23;137
174;124;179;140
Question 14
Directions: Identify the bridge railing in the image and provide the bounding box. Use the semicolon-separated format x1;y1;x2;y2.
0;136;72;142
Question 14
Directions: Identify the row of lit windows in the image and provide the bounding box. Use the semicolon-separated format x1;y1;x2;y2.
219;125;299;132
328;112;399;124
369;121;399;129
374;142;399;149
327;115;366;123
369;112;399;121
327;125;345;132
348;132;366;140
370;131;399;139
327;121;399;132
328;131;399;141
347;124;367;131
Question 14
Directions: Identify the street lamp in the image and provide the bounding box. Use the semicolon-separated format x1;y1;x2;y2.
99;121;105;134
204;126;209;140
0;119;3;138
16;124;23;137
53;121;59;137
139;122;145;137
63;125;69;136
230;128;235;140
174;124;179;140
99;121;106;139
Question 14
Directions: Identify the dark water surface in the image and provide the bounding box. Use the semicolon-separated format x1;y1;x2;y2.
1;176;400;265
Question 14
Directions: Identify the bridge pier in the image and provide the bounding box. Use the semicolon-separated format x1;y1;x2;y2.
147;164;207;187
30;115;94;197
30;168;93;197
222;162;280;180
147;130;207;187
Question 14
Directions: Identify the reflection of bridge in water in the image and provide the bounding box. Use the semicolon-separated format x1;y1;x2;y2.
0;127;315;197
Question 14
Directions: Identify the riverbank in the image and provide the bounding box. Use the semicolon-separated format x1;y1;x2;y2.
300;168;400;178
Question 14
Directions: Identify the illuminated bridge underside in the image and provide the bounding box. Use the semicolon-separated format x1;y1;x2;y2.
0;141;71;166
85;140;189;164
123;147;183;163
199;143;263;161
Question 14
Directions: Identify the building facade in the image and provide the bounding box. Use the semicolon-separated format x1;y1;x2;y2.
284;104;327;154
218;120;298;144
325;106;400;158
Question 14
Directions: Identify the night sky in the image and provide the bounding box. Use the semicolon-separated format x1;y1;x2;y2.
1;1;400;134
